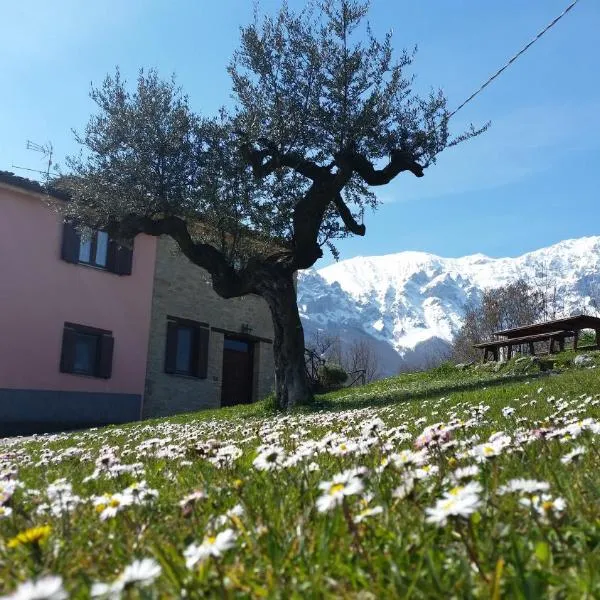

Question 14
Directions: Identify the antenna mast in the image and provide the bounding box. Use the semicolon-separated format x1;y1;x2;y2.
12;140;54;182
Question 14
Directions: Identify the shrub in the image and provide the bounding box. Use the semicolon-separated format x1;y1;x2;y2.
318;362;348;389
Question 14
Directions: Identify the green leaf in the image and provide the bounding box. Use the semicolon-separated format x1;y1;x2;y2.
535;541;550;566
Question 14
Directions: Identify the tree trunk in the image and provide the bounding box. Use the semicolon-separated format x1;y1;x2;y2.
259;271;313;410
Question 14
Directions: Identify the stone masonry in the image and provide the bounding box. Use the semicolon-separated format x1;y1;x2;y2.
143;237;275;418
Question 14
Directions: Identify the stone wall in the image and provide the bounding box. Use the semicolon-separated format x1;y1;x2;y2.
143;237;275;418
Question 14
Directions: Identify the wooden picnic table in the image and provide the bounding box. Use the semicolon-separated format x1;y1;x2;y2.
473;314;600;362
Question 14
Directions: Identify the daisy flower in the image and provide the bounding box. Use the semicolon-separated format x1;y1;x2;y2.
184;529;238;569
425;482;482;526
1;575;67;600
497;479;550;495
316;472;364;513
92;493;133;520
520;494;566;521
560;446;586;464
252;446;286;471
91;558;161;598
392;475;415;500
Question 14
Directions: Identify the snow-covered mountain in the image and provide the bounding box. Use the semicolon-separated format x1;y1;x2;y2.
297;236;600;375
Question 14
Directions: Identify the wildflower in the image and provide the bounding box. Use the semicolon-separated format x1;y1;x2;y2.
0;479;17;505
497;479;550;495
215;503;245;527
560;446;586;464
502;407;515;418
316;472;364;512
7;525;52;549
92;493;133;520
520;494;566;520
451;465;480;481
425;482;482;526
122;481;158;504
392;475;415;500
414;423;452;449
252;446;286;471
469;433;511;461
91;558;161;598
179;489;206;509
1;575;67;600
0;505;13;519
354;505;383;524
184;529;237;569
414;465;439;480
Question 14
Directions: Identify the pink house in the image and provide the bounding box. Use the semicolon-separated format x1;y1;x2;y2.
0;172;157;435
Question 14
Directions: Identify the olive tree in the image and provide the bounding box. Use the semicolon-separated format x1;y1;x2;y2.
60;1;484;410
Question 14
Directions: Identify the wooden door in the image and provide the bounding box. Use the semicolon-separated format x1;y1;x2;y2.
221;337;254;407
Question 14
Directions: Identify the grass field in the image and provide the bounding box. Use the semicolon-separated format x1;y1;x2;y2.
1;360;600;598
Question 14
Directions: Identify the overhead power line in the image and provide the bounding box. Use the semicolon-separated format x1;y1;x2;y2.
448;0;581;119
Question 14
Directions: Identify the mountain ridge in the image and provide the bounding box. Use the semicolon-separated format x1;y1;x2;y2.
297;236;600;374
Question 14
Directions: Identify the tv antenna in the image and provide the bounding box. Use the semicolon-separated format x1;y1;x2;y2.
12;140;54;182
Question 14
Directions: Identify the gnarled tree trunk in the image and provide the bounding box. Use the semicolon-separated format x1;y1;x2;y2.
258;270;313;410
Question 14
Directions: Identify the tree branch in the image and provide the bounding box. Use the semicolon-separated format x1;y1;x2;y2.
341;149;424;185
332;192;365;236
107;215;251;298
239;140;330;181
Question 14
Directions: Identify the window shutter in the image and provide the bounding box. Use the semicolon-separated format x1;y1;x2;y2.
165;321;178;374
61;222;80;263
59;327;77;373
106;239;133;275
194;327;210;379
97;334;114;379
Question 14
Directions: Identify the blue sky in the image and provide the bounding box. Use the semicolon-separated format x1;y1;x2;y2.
1;0;598;267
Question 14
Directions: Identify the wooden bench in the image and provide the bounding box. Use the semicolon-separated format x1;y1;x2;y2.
474;330;575;362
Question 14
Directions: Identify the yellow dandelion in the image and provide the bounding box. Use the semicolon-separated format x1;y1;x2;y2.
7;525;51;548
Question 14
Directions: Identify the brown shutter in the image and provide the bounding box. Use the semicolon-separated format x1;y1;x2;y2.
97;334;114;379
59;327;77;373
116;244;133;275
194;327;210;379
165;321;178;374
107;239;134;275
61;222;80;263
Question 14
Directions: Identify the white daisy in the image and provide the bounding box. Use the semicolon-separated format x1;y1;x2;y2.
2;575;67;600
316;472;365;513
560;446;586;464
425;482;482;526
497;479;550;495
353;505;383;524
520;494;566;520
184;529;237;569
252;446;286;471
92;493;133;520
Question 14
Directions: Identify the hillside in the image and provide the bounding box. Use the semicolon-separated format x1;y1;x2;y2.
298;236;600;374
2;355;600;597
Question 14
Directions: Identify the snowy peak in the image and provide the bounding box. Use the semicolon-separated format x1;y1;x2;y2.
297;236;600;374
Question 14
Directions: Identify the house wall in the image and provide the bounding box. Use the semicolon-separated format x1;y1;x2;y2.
143;236;275;418
0;184;157;431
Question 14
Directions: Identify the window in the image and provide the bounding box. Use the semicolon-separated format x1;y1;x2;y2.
60;323;114;379
77;230;109;268
223;339;250;352
164;317;209;378
61;222;133;275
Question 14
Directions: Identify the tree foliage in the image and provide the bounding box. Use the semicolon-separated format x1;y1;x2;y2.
59;0;484;409
453;280;545;362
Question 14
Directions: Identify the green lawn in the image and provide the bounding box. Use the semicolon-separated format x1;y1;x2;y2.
1;362;600;598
